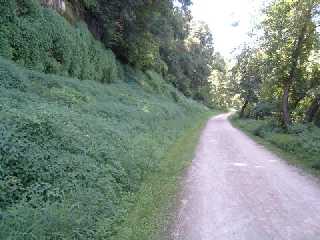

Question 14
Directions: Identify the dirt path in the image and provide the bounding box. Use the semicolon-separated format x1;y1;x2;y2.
172;113;320;240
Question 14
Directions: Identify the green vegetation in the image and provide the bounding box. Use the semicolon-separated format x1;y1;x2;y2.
231;116;320;174
229;0;320;127
1;0;319;237
0;0;223;106
0;0;118;82
111;112;214;240
0;57;210;239
69;0;217;104
221;0;320;174
0;0;223;238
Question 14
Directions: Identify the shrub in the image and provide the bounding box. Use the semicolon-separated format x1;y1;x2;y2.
251;102;276;119
288;123;310;134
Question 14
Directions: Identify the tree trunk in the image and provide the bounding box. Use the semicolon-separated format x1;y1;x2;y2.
282;2;313;128
282;83;291;128
306;96;320;122
281;7;311;128
240;99;248;118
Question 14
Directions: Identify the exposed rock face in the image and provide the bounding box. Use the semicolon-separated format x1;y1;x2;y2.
41;0;66;12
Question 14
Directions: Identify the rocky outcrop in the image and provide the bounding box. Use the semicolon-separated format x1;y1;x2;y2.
40;0;66;12
39;0;101;39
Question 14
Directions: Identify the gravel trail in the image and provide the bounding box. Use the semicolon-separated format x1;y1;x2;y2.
172;113;320;240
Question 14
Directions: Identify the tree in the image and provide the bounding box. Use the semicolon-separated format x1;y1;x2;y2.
305;65;320;122
231;47;262;118
70;0;219;105
160;20;218;105
262;0;319;127
209;53;235;109
185;21;215;101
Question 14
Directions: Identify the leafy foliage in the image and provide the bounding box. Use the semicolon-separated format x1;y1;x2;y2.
0;0;118;82
0;57;207;239
206;53;234;109
231;0;320;175
0;0;218;239
232;0;320;125
0;0;220;106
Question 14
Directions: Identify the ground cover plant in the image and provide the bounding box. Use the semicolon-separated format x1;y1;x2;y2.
0;1;220;238
0;57;210;239
111;111;215;240
0;0;118;83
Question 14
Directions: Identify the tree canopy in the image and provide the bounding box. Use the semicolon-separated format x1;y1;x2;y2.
71;0;219;105
231;0;320;127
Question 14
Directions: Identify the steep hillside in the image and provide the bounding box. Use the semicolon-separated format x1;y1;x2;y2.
0;57;210;239
0;0;118;82
0;0;220;106
0;1;216;238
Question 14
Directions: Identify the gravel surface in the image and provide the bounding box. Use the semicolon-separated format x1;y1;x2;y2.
172;113;320;240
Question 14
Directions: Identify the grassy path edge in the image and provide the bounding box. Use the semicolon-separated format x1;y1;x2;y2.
229;115;320;178
111;112;218;240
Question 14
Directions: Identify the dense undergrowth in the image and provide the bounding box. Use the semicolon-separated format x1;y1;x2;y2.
231;116;320;173
0;1;215;238
0;57;209;239
0;0;222;107
0;0;118;83
111;112;214;240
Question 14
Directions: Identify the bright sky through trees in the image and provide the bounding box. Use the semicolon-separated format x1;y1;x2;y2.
191;0;271;59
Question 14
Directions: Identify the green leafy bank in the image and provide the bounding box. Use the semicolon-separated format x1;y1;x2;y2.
111;112;214;240
0;1;217;238
0;0;220;106
0;58;211;239
0;0;118;82
231;116;320;175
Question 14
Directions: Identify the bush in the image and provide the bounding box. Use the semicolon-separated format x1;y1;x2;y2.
287;123;310;134
251;102;276;119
